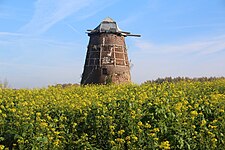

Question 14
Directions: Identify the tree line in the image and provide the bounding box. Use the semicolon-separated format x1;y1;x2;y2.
144;76;225;84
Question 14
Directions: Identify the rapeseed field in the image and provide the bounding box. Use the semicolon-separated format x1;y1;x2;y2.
0;79;225;149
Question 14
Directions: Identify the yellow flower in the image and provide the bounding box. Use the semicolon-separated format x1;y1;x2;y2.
138;121;143;126
159;141;170;150
175;102;182;111
211;138;217;142
125;136;130;141
118;130;125;135
36;112;41;116
207;131;215;137
72;123;77;128
0;145;5;150
138;129;143;133
149;133;156;137
47;115;51;120
54;131;60;135
209;124;217;129
219;109;224;113
53;139;60;146
145;123;151;128
131;135;138;141
115;138;125;143
205;102;209;105
110;140;115;145
212;120;218;123
40;122;48;127
201;119;207;126
190;111;198;117
109;125;115;130
194;103;199;108
48;136;54;141
153;128;160;132
10;108;16;112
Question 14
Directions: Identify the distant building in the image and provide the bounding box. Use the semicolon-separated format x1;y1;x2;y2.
81;17;140;85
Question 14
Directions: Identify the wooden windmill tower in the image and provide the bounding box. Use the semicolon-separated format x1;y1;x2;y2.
81;17;140;85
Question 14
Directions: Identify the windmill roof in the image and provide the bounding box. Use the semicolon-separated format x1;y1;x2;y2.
101;17;115;23
87;17;141;37
92;17;121;33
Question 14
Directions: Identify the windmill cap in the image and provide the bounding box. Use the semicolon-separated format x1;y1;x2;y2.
93;17;121;33
87;17;141;37
101;17;115;23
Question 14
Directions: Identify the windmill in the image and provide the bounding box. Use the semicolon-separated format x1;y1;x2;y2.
81;17;140;85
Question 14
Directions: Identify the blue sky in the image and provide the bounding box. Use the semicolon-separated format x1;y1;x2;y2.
0;0;225;88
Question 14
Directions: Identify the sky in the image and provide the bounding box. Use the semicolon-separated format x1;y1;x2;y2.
0;0;225;88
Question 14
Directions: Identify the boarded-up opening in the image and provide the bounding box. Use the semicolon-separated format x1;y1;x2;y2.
102;68;108;75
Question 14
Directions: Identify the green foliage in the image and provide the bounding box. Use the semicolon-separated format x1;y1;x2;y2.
105;75;113;84
0;79;225;149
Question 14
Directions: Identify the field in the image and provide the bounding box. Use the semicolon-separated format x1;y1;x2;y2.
0;79;225;149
